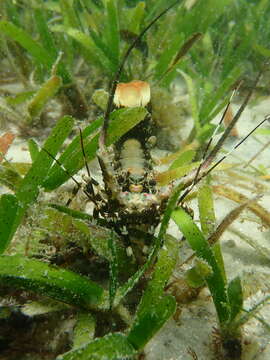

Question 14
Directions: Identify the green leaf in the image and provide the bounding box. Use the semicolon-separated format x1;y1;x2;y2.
73;311;95;349
156;161;200;186
186;269;204;288
46;115;102;178
156;182;186;254
128;295;176;350
145;0;178;22
34;8;58;58
16;115;73;207
227;276;243;322
0;164;22;191
92;89;109;111
21;299;68;317
179;70;200;126
42;207;130;275
108;231;119;309
185;260;212;288
198;179;216;236
0;195;18;254
253;43;270;57
51;25;116;74
49;203;94;222
27;75;63;122
153;33;184;81
128;1;145;34
89;27;118;71
235;295;270;329
172;208;230;324
196;123;216;144
199;65;243;125
28;139;40;162
212;243;227;284
0;20;54;69
105;0;120;64
4;0;20;27
6;91;35;106
59;0;80;29
0;20;71;83
135;235;179;319
0;255;103;308
57;333;136;360
12;116;74;243
156;33;202;84
178;0;234;38
169;149;196;170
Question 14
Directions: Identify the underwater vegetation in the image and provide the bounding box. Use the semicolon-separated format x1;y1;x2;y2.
1;0;270;359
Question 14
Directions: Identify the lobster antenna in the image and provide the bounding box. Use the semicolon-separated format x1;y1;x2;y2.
177;69;264;204
42;148;81;188
203;83;241;160
42;147;97;204
190;84;240;192
177;115;269;205
78;127;98;196
203;70;262;167
99;0;182;150
79;127;91;178
203;114;270;177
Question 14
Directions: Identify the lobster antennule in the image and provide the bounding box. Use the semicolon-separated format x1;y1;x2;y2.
99;0;182;149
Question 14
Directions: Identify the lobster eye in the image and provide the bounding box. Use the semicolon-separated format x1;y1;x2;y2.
149;179;156;187
117;175;125;184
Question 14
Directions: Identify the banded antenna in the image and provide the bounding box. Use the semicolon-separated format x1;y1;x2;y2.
177;68;269;205
99;0;182;149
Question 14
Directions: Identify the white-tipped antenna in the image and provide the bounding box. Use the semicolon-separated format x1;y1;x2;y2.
204;114;270;176
178;114;270;205
202;84;241;160
190;84;241;193
177;70;264;204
